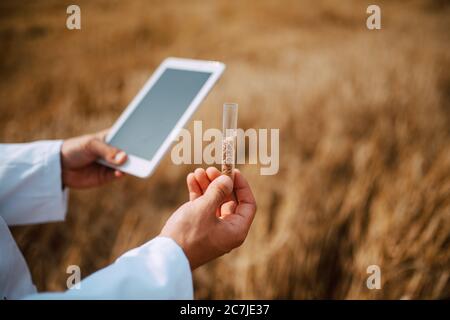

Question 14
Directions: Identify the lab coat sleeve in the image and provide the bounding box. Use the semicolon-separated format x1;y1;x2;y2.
24;237;194;300
0;140;68;226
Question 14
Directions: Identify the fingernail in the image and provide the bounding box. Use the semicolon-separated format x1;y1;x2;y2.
115;151;127;163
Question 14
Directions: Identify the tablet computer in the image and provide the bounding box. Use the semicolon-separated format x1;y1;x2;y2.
99;57;225;178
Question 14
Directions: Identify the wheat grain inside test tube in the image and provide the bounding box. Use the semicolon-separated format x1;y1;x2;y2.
222;103;238;181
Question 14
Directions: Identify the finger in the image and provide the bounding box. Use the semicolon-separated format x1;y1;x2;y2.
233;170;257;226
234;170;256;205
64;164;123;189
207;166;236;203
198;175;233;212
194;168;210;193
114;170;125;178
97;165;119;185
187;172;202;201
220;200;237;218
87;138;127;165
94;129;110;141
205;167;221;181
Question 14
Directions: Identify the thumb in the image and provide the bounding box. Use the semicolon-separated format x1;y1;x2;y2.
198;175;233;211
87;138;127;165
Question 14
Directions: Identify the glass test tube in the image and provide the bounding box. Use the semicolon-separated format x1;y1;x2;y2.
222;103;238;181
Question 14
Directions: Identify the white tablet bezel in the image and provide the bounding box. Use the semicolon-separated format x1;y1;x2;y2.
99;57;225;178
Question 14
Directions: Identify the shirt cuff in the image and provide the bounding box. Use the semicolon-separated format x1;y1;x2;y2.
0;140;69;226
42;140;69;222
117;236;194;299
24;236;194;300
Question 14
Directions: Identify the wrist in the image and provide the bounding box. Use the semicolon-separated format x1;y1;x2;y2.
159;232;196;270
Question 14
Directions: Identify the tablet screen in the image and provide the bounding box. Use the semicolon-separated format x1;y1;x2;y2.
109;68;212;160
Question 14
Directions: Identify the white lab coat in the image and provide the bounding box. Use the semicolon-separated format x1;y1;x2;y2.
0;140;193;299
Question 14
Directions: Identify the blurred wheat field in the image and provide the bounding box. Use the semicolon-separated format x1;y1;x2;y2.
1;0;449;299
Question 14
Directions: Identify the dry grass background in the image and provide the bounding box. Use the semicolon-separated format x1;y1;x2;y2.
0;0;449;299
